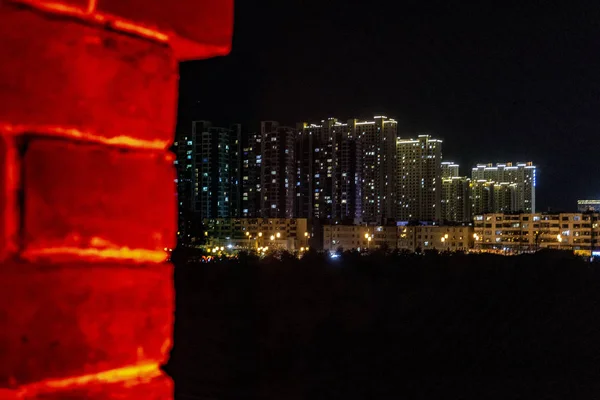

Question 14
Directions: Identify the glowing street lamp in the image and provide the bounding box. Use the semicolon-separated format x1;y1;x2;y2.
270;235;275;241
258;232;263;237
276;232;281;238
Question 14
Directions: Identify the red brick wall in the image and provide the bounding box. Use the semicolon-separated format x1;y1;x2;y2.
0;0;232;398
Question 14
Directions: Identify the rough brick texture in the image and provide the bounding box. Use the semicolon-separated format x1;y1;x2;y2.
22;140;176;260
99;0;234;60
0;0;233;397
0;3;177;149
0;262;173;387
19;373;173;399
0;136;17;261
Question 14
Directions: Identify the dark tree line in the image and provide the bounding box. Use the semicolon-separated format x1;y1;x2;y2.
166;250;600;400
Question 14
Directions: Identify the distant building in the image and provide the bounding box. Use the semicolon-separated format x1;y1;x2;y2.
356;116;398;224
471;180;495;215
578;200;600;212
396;135;443;222
439;161;471;223
241;131;262;218
473;212;600;255
203;218;309;251
260;121;295;218
296;118;362;223
471;162;536;213
175;121;241;238
323;223;473;253
323;224;397;252
398;225;473;253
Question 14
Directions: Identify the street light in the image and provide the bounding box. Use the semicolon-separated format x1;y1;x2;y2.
258;232;263;237
276;232;281;238
270;235;275;241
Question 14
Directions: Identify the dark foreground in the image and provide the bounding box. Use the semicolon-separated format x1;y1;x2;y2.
166;250;600;399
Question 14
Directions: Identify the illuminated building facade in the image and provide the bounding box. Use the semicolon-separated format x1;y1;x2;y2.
398;225;474;253
396;135;442;222
471;180;494;215
241;131;262;217
175;121;241;237
260;121;295;218
356;116;398;224
296;118;362;222
471;162;536;213
203;218;309;251
578;200;600;212
323;224;397;251
474;212;600;255
440;161;470;222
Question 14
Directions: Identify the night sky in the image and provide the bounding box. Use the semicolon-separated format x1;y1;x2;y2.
177;0;600;212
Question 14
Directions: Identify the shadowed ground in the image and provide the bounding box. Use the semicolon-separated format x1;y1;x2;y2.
167;250;600;399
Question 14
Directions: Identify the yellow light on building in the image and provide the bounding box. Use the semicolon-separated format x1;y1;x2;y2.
270;235;275;240
364;233;369;239
276;232;281;238
258;232;263;237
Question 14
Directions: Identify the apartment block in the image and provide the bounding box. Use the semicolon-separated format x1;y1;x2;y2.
398;225;473;253
397;135;443;222
471;162;536;213
323;224;397;251
203;218;309;251
260;121;295;218
474;212;600;255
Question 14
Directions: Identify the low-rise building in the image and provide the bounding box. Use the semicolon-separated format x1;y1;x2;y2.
578;200;600;212
323;224;473;253
473;212;600;255
203;218;309;251
398;225;473;253
323;224;397;252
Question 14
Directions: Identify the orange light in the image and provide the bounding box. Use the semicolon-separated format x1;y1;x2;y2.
0;124;170;151
23;236;169;263
18;362;162;396
11;0;169;45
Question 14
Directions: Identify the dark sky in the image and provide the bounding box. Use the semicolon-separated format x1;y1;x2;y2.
177;0;600;211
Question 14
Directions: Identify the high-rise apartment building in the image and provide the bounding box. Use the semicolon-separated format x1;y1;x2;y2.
396;135;442;222
471;180;495;216
354;116;397;224
175;121;241;237
471;162;536;213
260;121;295;218
440;161;470;222
296;118;362;222
241;131;261;217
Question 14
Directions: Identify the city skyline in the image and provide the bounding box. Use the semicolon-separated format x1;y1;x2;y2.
178;1;600;212
176;117;547;241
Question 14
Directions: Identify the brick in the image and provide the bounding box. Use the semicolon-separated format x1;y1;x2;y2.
0;262;173;387
0;136;18;261
19;372;173;399
23;140;176;262
0;4;177;149
98;0;233;60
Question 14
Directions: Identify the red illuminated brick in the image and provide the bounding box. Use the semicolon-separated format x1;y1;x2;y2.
99;0;234;60
23;140;176;262
19;372;173;399
0;3;177;149
0;136;18;261
0;262;173;387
